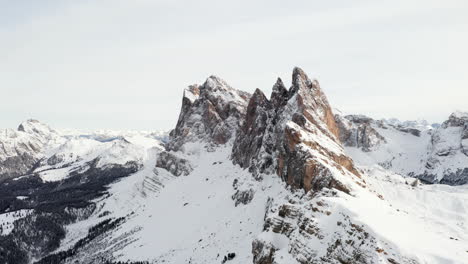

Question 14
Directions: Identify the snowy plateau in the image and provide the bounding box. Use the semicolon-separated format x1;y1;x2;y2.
1;68;468;264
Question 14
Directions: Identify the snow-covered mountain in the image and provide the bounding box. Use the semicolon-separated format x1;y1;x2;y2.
1;68;468;264
337;111;468;185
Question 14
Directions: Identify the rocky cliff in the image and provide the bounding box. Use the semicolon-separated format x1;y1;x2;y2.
335;115;386;152
418;111;468;184
232;67;363;193
168;76;251;151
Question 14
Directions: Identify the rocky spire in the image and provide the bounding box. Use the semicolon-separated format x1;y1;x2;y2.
231;88;273;178
289;67;340;141
270;78;288;109
168;67;362;193
232;67;363;193
168;75;251;150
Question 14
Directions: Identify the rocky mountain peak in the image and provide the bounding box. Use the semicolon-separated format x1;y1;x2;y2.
335;114;386;152
442;111;468;128
0;120;59;180
291;67;313;91
250;88;269;107
285;67;341;142
182;84;200;103
291;67;321;95
167;67;362;194
17;119;57;139
232;67;363;193
270;78;288;109
168;75;251;150
204;75;230;91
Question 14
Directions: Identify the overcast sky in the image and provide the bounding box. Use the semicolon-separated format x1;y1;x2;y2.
1;0;467;131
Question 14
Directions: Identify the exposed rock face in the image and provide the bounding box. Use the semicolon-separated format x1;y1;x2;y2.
232;67;363;193
396;127;421;137
252;239;276;264
443;111;468;128
231;87;275;179
231;189;255;206
462;122;468;155
442;112;468;157
155;151;192;176
254;191;412;264
415;111;468;184
343;111;468;185
168;76;251;151
335;115;386;152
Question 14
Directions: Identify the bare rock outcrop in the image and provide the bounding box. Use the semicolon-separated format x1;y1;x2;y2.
232;67;363;193
168;76;251;151
252;189;420;264
155;151;192;177
335;114;386;152
416;111;468;184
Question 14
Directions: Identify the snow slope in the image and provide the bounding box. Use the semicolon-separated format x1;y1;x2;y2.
347;165;468;263
343;113;468;185
41;140;468;264
51;143;289;263
345;124;431;175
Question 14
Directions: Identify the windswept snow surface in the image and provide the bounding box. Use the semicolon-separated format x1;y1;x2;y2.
55;143;289;263
112;145;288;263
342;122;468;263
344;125;431;175
343;165;468;263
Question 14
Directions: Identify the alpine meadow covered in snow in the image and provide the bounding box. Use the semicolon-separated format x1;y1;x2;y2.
1;1;468;264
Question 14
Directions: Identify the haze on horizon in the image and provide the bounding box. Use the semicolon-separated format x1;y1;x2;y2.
1;0;467;131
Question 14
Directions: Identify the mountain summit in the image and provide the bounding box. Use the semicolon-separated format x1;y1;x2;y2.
232;67;362;194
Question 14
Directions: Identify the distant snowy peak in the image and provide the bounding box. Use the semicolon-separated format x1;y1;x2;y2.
381;118;434;130
442;111;468;128
420;111;468;184
343;111;468;185
0;120;166;182
17;119;58;139
335;114;386;152
335;114;437;152
0;119;60;179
